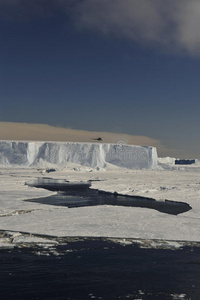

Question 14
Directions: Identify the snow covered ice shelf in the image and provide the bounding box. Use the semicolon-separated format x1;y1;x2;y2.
0;140;157;169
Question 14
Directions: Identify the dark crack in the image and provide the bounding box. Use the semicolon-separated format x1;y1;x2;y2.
25;178;192;215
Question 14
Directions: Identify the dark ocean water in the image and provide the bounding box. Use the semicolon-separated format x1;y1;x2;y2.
0;238;200;300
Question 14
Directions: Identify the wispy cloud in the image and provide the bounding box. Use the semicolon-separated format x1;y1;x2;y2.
69;0;200;56
1;0;200;55
2;0;200;55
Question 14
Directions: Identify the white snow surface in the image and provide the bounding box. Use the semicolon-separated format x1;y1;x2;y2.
1;162;200;244
0;140;157;169
158;157;176;165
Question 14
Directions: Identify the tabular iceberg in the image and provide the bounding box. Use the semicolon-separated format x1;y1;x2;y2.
0;141;157;169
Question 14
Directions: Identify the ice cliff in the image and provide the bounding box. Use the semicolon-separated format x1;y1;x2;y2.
0;141;157;169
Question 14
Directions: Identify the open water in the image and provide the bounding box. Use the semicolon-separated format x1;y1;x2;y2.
1;238;200;300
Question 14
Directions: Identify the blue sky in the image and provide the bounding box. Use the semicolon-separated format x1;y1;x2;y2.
1;0;200;157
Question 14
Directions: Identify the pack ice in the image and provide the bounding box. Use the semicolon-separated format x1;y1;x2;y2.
0;141;157;169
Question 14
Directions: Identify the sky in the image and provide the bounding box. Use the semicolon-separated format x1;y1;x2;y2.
1;0;200;158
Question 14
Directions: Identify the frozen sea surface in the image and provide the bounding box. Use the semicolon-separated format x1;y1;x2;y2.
0;165;200;242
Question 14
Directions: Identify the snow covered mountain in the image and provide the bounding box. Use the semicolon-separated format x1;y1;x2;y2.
0;141;157;169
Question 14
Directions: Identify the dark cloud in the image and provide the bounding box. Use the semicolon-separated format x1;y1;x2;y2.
0;0;71;20
1;0;200;55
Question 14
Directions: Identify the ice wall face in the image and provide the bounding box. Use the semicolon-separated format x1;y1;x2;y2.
0;141;157;169
0;141;28;166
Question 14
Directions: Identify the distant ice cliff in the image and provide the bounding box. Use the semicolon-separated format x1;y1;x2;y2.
0;141;157;169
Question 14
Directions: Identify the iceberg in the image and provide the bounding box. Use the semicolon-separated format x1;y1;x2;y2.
0;141;157;169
